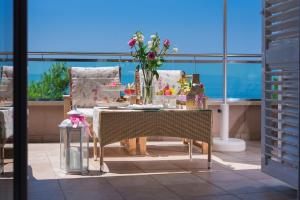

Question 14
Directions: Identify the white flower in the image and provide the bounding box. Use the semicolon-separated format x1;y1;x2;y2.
135;32;144;43
148;41;153;48
150;34;157;39
132;34;138;41
139;35;144;42
173;47;178;53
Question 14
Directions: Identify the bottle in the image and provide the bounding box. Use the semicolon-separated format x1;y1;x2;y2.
186;74;203;109
135;67;141;104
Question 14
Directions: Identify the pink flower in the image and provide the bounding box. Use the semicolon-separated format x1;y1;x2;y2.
128;38;136;48
200;83;204;89
163;39;170;47
147;52;156;60
109;82;117;87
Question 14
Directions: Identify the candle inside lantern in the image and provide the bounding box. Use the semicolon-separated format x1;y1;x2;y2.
70;146;81;170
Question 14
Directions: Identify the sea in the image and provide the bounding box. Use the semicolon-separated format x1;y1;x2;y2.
2;61;262;99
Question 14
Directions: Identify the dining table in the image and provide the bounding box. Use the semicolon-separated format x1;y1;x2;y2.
93;106;212;172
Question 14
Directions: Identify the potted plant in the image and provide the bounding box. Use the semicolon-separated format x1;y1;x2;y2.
128;31;177;104
28;62;69;101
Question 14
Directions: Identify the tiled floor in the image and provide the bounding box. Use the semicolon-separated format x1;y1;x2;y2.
0;141;298;200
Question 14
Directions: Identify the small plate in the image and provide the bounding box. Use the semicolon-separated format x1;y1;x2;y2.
96;102;129;108
127;104;163;110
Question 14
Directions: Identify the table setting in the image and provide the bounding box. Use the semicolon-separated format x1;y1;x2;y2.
59;31;211;173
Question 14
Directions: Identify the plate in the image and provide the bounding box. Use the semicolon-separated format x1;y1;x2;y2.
96;102;129;108
127;104;163;110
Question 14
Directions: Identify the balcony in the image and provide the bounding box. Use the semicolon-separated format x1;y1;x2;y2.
0;52;298;200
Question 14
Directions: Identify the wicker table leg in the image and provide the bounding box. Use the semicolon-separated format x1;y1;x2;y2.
188;139;193;160
93;134;98;161
99;146;103;170
0;146;4;175
138;137;147;155
202;142;209;154
208;142;211;169
127;138;137;155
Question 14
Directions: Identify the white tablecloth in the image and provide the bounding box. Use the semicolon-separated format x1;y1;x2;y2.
0;107;13;142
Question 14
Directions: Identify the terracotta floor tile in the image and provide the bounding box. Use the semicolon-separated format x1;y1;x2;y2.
214;179;274;194
118;186;181;200
181;194;240;200
63;190;123;200
106;174;160;189
237;191;292;200
133;160;181;171
165;182;227;198
196;170;248;183
16;141;297;200
151;172;206;185
59;177;110;191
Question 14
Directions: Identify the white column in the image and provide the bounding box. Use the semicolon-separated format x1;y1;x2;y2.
213;0;246;152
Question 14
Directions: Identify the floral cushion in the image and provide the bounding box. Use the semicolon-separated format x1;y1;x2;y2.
0;66;13;105
140;70;184;96
0;107;13;143
71;66;121;108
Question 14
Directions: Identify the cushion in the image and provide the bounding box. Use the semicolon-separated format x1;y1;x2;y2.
71;66;121;108
0;107;13;144
0;66;13;105
139;70;184;95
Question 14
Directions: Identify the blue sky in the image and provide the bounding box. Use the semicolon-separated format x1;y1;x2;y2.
28;0;262;54
0;0;13;52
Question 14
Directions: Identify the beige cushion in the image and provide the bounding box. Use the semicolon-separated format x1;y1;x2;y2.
71;66;121;108
0;66;13;105
0;107;13;143
140;70;184;95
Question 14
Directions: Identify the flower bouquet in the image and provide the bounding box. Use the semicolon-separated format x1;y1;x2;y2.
128;31;178;104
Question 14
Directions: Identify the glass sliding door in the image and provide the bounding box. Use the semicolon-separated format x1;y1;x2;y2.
0;0;14;199
13;0;28;199
0;0;28;199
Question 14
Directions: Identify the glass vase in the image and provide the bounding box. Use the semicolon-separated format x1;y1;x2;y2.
142;70;154;104
143;85;153;104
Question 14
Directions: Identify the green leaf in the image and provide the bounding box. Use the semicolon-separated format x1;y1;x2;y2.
28;62;70;100
153;70;159;80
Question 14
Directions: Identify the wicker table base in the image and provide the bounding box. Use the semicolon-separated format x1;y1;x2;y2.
93;108;212;172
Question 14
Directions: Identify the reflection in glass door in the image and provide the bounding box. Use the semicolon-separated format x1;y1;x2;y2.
1;0;28;199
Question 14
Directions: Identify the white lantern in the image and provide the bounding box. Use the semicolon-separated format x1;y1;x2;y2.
59;109;89;174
